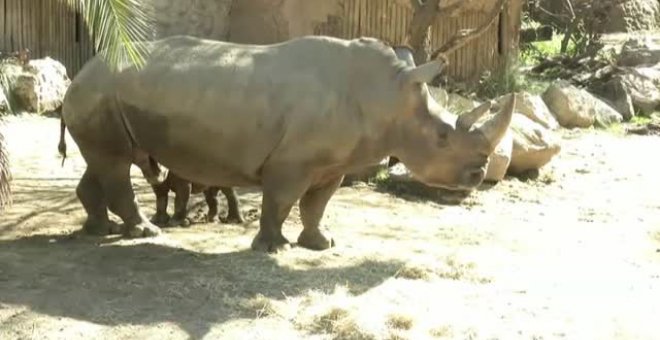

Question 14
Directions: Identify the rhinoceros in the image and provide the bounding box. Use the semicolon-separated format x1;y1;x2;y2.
150;171;244;227
59;35;515;252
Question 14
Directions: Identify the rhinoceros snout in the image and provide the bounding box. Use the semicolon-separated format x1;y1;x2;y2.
460;167;486;189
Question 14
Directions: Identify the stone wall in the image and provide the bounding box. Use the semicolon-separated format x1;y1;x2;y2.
146;0;340;43
148;0;233;40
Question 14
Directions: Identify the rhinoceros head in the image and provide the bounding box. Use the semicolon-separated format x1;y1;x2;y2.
389;47;514;190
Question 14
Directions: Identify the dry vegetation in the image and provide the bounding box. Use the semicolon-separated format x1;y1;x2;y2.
1;114;660;339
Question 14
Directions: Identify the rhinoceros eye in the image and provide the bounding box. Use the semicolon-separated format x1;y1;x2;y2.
436;129;449;147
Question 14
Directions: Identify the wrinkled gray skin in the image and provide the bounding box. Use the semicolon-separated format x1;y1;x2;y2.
150;171;244;228
61;35;514;252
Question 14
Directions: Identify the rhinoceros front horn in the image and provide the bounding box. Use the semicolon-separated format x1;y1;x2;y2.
477;93;516;149
456;101;492;131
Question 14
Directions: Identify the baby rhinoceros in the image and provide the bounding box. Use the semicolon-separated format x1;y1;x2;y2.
150;171;244;227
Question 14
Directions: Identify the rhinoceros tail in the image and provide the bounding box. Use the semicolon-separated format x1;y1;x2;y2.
57;106;67;167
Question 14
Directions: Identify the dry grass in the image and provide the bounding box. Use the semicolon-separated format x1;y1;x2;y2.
386;313;414;330
429;325;453;338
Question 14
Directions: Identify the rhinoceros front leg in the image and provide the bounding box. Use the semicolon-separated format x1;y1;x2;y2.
99;162;161;238
76;169;121;236
251;169;310;253
297;176;343;250
220;187;244;224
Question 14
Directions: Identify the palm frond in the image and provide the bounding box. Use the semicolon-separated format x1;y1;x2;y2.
69;0;155;71
0;125;11;211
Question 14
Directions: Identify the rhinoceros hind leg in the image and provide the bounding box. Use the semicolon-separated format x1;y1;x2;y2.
220;187;244;224
297;176;342;250
203;186;220;223
251;169;310;253
166;175;192;228
76;169;119;236
98;160;161;238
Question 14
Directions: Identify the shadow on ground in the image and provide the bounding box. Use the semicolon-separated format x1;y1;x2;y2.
0;234;402;339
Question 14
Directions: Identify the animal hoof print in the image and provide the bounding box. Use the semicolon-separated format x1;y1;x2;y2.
127;222;162;238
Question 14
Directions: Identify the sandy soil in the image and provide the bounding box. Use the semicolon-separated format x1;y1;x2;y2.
0;114;659;340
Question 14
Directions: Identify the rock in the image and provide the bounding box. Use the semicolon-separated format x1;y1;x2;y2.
602;0;660;33
507;113;561;176
542;81;622;128
484;130;513;182
385;163;471;205
427;86;449;107
497;92;559;130
619;71;660;115
590;76;635;121
618;37;660;67
11;57;70;113
447;93;480;114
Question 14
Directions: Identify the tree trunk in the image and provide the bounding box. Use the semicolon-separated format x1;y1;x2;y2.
406;0;443;65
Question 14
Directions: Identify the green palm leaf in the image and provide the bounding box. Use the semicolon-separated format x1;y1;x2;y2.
67;0;155;71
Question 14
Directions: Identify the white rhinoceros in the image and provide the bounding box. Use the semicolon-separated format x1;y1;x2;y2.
59;35;515;252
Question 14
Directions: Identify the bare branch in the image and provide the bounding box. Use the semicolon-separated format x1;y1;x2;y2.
431;0;507;60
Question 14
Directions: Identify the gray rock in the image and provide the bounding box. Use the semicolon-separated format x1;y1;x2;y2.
590;76;635;121
542;81;622;128
10;57;70;113
618;37;660;67
497;91;559;130
508;113;562;176
619;70;660;116
484;129;513;182
602;0;660;33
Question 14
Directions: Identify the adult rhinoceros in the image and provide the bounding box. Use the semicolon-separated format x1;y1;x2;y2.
60;35;515;252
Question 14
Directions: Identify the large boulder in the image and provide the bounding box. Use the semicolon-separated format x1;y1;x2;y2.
447;93;480;114
590;76;636;121
497;92;559;130
542;81;623;128
618;37;660;67
11;57;70;113
484;130;513;182
619;70;660;115
602;0;660;33
508;113;561;176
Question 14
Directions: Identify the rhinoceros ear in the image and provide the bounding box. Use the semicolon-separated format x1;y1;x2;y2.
402;59;446;85
393;46;416;67
456;101;492;131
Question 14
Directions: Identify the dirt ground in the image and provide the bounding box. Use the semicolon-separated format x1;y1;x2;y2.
0;114;659;340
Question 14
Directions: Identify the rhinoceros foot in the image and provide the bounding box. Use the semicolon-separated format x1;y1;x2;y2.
150;212;170;226
251;231;291;253
221;211;245;224
166;217;191;228
125;221;162;238
83;218;121;236
297;228;335;251
206;214;219;223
